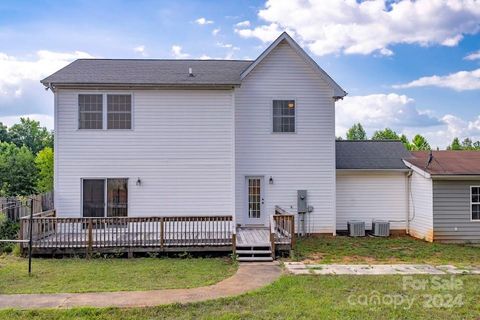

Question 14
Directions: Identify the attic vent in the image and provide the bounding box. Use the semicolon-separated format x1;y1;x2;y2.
188;67;194;77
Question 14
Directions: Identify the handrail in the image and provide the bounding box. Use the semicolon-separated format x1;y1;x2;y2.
20;215;235;250
272;207;296;249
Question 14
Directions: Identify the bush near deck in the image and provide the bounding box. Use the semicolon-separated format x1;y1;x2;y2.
293;235;480;265
1;275;479;320
0;256;236;294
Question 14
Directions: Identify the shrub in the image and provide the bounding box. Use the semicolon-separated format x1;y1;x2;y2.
0;214;19;253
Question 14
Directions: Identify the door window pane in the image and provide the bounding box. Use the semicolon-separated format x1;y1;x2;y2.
107;179;128;217
248;178;261;219
83;179;105;217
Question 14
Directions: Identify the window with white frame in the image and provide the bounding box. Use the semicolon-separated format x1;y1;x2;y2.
79;94;103;129
107;94;132;129
472;186;480;221
272;100;295;133
82;178;128;218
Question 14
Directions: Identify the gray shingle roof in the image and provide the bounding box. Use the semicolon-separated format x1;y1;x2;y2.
41;59;254;86
336;140;411;170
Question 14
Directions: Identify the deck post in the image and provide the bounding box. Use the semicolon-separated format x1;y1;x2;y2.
291;215;296;249
160;217;164;248
231;233;236;255
87;219;93;259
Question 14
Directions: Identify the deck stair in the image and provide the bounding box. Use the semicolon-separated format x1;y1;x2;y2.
235;227;273;262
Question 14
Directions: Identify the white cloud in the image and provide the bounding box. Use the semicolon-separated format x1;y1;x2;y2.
0;114;54;130
171;45;190;59
212;28;221;36
216;42;240;50
0;50;93;97
133;45;147;57
335;92;480;148
393;69;480;91
195;17;214;25
236;0;480;56
235;20;251;28
199;54;212;60
464;50;480;60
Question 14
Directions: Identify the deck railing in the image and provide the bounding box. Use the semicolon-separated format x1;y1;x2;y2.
20;215;235;252
272;206;296;248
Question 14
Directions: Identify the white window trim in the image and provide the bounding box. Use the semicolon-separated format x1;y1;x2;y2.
80;178;129;218
271;98;297;134
77;92;134;131
471;186;480;222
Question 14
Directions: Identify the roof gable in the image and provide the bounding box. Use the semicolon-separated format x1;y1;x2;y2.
241;32;346;98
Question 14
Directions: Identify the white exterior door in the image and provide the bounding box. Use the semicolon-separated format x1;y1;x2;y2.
245;176;265;225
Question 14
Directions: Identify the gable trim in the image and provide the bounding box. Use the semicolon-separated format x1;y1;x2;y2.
240;32;347;98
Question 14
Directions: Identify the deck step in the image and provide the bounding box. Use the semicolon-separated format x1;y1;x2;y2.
236;250;272;255
237;256;274;262
236;243;271;248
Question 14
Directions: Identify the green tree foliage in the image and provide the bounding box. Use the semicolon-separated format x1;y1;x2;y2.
447;137;463;150
35;147;54;192
399;134;412;150
0;122;9;143
346;123;367;140
8;118;53;154
371;128;399;140
0;142;38;196
411;134;431;151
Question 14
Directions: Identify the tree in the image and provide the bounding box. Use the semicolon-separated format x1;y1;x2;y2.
0;122;9;143
411;134;431;151
8;117;53;154
35;147;54;193
371;128;399;140
346;123;367;140
462;138;473;150
447;137;462;150
0;142;38;196
400;134;412;150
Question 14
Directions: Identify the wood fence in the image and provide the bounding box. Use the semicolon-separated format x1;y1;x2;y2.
0;192;54;221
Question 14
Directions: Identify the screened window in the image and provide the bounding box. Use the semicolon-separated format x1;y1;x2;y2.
472;186;480;221
273;100;295;133
82;178;128;217
107;95;132;129
79;94;103;129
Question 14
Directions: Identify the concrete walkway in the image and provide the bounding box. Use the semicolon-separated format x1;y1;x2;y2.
0;262;282;309
285;262;480;275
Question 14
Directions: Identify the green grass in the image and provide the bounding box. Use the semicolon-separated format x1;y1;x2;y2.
0;255;237;294
293;235;480;265
1;275;479;319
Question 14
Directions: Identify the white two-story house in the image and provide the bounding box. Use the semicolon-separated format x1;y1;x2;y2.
41;32;345;236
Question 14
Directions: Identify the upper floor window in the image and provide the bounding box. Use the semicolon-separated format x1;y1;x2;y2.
273;100;295;133
79;94;103;129
472;186;480;221
107;95;132;129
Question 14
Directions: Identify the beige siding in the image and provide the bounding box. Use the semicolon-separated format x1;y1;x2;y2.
235;41;336;233
55;89;234;217
336;171;408;230
408;171;433;241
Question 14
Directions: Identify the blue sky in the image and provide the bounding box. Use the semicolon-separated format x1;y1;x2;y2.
0;0;479;148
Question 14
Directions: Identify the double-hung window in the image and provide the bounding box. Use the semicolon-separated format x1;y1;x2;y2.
273;100;295;133
78;94;132;130
107;94;132;129
79;94;103;129
471;186;480;221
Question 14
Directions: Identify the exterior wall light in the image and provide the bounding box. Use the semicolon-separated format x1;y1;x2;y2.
136;178;142;186
269;176;274;185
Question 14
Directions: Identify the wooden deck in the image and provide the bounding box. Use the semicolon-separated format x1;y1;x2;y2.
19;210;295;256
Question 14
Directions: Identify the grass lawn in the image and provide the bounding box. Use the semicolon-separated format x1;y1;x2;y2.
0;255;237;294
292;235;480;265
1;274;479;319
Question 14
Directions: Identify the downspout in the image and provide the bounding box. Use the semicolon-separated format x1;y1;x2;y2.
406;170;413;235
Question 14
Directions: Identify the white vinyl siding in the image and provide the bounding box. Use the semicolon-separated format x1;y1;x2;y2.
336;171;408;231
235;41;336;233
408;170;434;241
56;89;234;218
